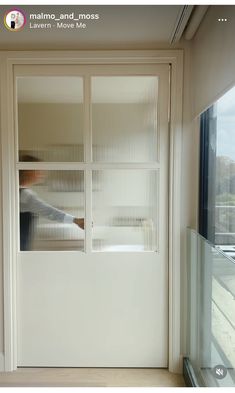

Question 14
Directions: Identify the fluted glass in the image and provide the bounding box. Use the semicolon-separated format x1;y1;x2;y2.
92;76;158;162
17;77;84;162
19;170;84;251
92;170;158;251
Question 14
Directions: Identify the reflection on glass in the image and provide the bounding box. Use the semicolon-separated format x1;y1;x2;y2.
92;170;158;251
215;86;235;245
19;170;84;251
92;76;158;162
17;77;84;162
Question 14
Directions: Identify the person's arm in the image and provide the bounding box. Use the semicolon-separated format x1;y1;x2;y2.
21;188;84;229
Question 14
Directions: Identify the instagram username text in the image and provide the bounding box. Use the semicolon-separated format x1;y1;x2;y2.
29;12;100;29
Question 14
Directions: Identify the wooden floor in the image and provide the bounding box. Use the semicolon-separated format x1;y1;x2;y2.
0;368;185;387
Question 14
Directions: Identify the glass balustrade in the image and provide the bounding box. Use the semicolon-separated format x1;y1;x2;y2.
187;228;235;387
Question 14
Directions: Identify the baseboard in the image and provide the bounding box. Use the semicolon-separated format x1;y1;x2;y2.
0;352;4;372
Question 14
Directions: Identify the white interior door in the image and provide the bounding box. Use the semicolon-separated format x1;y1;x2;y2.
16;64;170;367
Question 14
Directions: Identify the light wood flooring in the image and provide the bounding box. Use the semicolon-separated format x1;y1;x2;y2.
0;367;185;387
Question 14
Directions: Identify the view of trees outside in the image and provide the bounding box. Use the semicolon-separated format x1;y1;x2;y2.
215;86;235;245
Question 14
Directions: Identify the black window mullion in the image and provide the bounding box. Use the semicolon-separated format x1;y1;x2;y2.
199;106;217;244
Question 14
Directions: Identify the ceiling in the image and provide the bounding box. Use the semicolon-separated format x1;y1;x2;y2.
0;5;185;50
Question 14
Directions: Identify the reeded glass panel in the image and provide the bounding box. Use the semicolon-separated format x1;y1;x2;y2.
92;76;158;162
17;77;84;162
92;170;158;251
19;170;84;251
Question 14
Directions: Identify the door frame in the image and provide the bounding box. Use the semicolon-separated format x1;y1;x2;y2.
0;50;183;373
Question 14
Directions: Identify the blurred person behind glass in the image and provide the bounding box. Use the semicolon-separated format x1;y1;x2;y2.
19;155;84;251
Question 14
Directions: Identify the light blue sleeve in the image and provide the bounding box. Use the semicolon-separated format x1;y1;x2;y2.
20;188;74;223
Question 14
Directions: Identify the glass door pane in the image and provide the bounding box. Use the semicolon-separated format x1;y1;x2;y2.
92;170;158;251
19;170;84;251
92;76;158;162
17;77;84;162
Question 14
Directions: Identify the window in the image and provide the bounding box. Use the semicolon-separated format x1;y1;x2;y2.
199;86;235;250
197;86;235;386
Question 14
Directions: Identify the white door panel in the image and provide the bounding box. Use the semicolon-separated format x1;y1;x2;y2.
16;64;169;367
18;252;168;367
